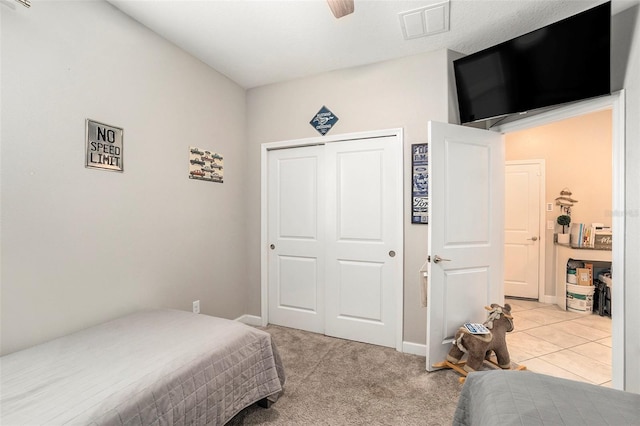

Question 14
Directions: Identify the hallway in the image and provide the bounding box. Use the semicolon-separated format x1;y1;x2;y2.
505;298;612;386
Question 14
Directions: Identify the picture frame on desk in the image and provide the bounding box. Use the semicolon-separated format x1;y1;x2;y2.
594;232;612;250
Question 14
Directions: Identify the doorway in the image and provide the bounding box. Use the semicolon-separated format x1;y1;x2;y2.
427;92;631;389
496;92;624;389
502;108;613;384
261;128;404;350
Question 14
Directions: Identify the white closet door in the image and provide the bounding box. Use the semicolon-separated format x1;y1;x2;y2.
324;136;402;348
267;146;325;333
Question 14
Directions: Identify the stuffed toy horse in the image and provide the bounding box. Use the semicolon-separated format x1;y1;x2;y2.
446;303;514;372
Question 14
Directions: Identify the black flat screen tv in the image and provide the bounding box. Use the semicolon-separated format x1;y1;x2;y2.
454;1;611;124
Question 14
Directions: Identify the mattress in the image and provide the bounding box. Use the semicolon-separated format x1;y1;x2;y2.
0;309;285;425
453;370;640;425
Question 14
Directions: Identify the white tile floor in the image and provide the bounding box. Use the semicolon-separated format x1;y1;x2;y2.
505;297;612;386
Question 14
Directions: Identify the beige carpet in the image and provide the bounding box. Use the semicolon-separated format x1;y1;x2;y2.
228;325;463;425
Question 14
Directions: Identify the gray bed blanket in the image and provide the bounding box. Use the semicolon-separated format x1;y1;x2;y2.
453;370;640;425
0;309;285;425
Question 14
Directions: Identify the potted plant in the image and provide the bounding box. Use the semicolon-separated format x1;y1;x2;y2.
557;214;571;244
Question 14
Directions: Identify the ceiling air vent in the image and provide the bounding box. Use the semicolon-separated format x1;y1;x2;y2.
399;0;450;40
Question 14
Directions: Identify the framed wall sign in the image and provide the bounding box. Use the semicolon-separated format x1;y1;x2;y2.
412;143;428;224
188;146;224;183
85;119;123;172
310;105;339;135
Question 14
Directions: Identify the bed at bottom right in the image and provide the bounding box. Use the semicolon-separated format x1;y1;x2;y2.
453;370;640;425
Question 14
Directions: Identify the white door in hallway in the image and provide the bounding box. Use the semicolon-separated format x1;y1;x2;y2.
266;132;403;349
426;121;504;371
267;146;325;333
504;161;542;299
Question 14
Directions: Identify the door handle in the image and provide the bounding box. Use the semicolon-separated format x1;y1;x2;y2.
432;255;451;264
270;244;275;250
527;236;538;241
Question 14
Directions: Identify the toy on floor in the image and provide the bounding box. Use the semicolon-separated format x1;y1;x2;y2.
433;303;525;383
447;303;514;371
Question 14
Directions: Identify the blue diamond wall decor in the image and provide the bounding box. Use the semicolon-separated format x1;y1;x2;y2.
310;106;339;136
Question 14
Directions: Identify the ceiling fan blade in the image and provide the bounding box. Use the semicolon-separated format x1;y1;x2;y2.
327;0;354;19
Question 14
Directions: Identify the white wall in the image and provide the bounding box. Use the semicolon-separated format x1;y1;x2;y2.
0;1;248;355
614;1;640;393
246;50;458;345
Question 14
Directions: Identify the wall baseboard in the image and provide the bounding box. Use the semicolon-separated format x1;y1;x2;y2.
402;341;426;357
234;317;427;357
235;314;262;326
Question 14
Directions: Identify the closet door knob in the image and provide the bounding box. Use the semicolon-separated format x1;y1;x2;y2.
270;244;275;250
389;250;396;257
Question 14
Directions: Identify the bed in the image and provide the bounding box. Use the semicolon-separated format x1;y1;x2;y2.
0;309;285;425
453;370;640;425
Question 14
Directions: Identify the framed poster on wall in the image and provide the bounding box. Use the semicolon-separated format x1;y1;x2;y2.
85;119;123;172
412;143;428;224
188;146;224;183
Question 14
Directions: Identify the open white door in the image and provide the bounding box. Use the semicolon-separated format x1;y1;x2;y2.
426;121;505;371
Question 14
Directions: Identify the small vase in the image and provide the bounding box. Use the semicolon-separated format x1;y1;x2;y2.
557;233;570;244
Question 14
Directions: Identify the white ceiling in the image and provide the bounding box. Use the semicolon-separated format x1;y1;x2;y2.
107;0;610;89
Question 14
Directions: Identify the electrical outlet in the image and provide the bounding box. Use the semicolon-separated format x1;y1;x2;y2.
192;300;200;314
547;220;554;230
